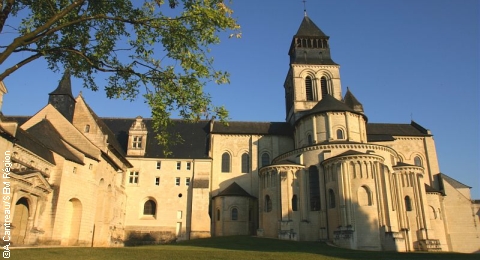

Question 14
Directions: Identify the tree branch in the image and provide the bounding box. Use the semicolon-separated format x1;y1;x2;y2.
0;0;86;64
0;0;15;34
0;53;42;81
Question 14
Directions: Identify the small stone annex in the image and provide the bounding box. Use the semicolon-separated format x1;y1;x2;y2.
0;15;479;253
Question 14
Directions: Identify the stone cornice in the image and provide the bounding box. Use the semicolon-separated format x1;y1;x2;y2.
322;153;384;166
274;143;399;163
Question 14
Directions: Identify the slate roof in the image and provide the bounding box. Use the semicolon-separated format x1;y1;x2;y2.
26;119;84;164
295;16;328;37
48;70;75;100
213;182;255;198
211;121;293;136
343;88;364;113
425;184;442;193
366;121;431;142
102;118;210;159
14;127;56;165
441;173;471;189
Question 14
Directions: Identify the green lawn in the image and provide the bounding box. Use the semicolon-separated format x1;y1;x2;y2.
13;236;478;260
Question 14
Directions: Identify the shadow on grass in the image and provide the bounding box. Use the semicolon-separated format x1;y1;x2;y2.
171;236;477;260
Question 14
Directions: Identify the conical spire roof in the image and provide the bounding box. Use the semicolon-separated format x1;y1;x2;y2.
295;16;328;37
49;70;74;100
343;88;364;113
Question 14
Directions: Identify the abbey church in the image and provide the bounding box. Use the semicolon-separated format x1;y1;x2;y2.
0;15;479;252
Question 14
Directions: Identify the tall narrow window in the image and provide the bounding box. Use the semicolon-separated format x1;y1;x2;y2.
261;153;270;167
309;166;320;211
185;177;190;186
307;134;313;145
175;177;180;186
320;76;328;98
336;129;344;139
155;177;160;186
156;161;161;170
176;161;181;170
216;209;220;221
143;200;156;216
305;76;314;101
265;195;272;212
241;153;250;173
231;208;238;220
405;196;412;211
186;162;191;170
414;156;422;167
133;136;142;148
292;195;298;211
84;124;90;133
329;189;336;208
129;171;139;184
221;152;231;173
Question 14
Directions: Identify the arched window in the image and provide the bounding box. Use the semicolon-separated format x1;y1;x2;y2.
305;76;314;101
358;186;372;206
429;206;437;219
241;153;250;173
328;189;336;208
309;166;320;211
336;129;344;139
143;200;156;216
414;156;422;167
216;208;220;221
265;195;272;212
84;124;90;133
221;152;230;173
261;153;270;167
307;134;313;145
292;195;298;211
231;208;238;220
405;196;412;211
320;76;328;98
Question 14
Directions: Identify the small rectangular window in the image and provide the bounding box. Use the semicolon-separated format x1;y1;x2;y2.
156;161;161;170
177;210;182;219
133;136;142;148
89;164;93;170
176;161;181;170
185;177;190;186
175;177;180;186
186;162;191;170
155;177;160;186
129;171;139;184
73;167;77;174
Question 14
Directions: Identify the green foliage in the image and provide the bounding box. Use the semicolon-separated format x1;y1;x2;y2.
0;0;240;154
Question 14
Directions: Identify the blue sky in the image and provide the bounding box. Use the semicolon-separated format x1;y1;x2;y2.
1;1;479;198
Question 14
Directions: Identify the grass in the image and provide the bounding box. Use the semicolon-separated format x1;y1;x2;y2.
13;236;478;260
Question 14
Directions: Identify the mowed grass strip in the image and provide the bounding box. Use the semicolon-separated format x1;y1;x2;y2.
13;236;478;260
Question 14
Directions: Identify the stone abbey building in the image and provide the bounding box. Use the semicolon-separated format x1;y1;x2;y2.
1;16;479;252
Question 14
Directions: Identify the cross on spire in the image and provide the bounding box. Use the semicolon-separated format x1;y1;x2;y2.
303;0;307;16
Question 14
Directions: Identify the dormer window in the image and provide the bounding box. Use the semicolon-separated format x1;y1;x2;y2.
132;136;142;149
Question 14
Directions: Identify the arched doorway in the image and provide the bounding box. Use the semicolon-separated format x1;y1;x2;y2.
63;198;83;245
11;197;29;245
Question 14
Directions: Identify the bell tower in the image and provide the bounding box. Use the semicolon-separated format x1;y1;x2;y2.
284;15;343;124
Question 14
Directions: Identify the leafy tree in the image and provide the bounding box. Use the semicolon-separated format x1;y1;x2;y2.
0;0;240;154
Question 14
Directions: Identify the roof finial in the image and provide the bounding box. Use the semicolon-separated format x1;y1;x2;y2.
303;0;307;16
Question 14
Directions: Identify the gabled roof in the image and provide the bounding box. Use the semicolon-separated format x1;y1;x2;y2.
14;127;56;165
213;182;255;198
103;118;210;159
81;97;126;157
441;173;471;189
27;119;83;164
211;121;293;136
295;16;328;37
